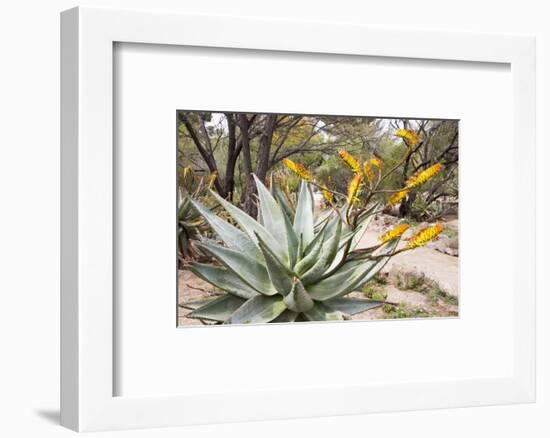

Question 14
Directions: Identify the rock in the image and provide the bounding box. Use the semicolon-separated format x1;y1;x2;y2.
444;247;459;257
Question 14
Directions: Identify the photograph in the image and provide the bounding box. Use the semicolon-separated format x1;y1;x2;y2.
177;111;459;326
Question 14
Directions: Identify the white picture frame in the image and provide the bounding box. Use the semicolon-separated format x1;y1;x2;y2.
60;6;536;432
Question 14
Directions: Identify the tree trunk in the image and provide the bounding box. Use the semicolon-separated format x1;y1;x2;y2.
224;113;238;201
255;114;278;181
237;114;257;217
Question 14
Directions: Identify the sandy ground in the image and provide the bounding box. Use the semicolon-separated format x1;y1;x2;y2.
178;222;459;325
358;230;459;297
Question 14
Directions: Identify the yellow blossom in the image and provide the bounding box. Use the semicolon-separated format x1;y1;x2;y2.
321;185;334;204
395;129;419;146
338;149;362;173
346;173;363;204
388;189;409;206
407;224;444;249
207;171;218;189
370;157;383;169
405;163;444;188
379;223;410;243
282;158;312;181
363;161;374;184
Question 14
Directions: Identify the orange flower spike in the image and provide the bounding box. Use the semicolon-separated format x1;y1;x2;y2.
406;163;444;189
370;157;383;169
282;158;312;181
363;161;374;184
346;173;364;204
379;223;410;243
388;189;409;206
321;185;334;205
338;149;362;174
407;224;444;249
395;129;419;146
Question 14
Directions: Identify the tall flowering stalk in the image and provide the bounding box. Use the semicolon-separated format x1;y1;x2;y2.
407;224;444;249
395;128;419;146
282;158;313;181
406;163;444;189
338;149;362;174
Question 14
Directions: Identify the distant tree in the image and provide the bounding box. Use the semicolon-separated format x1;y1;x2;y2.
178;112;380;215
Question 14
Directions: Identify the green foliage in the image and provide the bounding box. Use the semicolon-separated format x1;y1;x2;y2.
381;304;433;319
187;177;403;324
390;268;458;306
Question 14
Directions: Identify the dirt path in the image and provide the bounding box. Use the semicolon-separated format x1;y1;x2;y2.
357;230;459;297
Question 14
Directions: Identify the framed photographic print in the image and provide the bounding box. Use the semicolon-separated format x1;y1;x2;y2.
61;7;535;432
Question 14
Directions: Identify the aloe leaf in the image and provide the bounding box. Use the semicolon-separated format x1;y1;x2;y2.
307;240;398;300
209;190;286;260
349;210;375;251
188;263;260;299
326;216;374;272
272;183;295;222
190;199;261;260
293;181;314;247
314;208;334;230
255;232;294;296
188;294;246;322
253;175;289;252
303;215;328;254
282;210;299;269
294;235;324;275
178;197;192;219
283;278;314;312
226;295;287;324
271;309;299;323
300;219;342;285
303;302;346;321
306;259;371;300
179;296;218;311
196;242;277;295
325;297;384;315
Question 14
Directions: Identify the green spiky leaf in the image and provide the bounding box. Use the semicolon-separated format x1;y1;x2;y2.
307;240;398;300
293;181;314;247
196;242;277;295
226;295;287;324
253;175;289;256
271;309;299;323
188;294;246;322
294;235;324;275
302;302;346;321
325;297;384;315
283;278;314;313
188;263;260;300
300;219;342;285
190;199;261;260
210;190;287;260
255;232;294;296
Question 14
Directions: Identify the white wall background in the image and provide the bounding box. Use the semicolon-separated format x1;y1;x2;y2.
0;1;547;437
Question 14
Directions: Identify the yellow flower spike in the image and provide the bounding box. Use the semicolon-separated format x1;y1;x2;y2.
379;223;410;243
338;149;362;174
282;158;312;181
321;185;334;204
407;224;444;249
395;129;419;146
388;189;409;206
207;171;218;189
346;173;363;204
405;163;444;189
363;161;374;184
370;157;383;169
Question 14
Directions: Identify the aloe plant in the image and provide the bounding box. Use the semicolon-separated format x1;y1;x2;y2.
185;175;402;324
177;167;216;263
